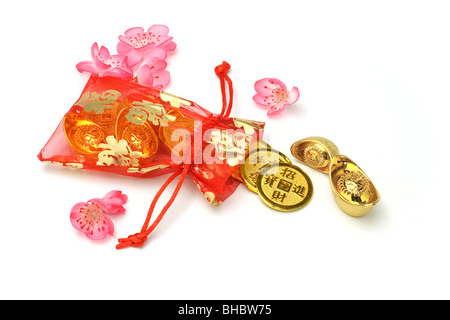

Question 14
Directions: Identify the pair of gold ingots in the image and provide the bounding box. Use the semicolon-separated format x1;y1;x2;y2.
235;137;380;217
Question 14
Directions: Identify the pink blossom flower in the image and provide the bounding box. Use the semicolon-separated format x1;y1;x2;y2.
70;191;127;240
136;57;171;89
70;200;115;240
76;26;175;89
89;190;128;214
117;25;176;67
76;43;133;81
253;78;300;116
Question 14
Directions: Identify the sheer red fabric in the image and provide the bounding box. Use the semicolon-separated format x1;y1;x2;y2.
38;63;265;248
38;64;264;214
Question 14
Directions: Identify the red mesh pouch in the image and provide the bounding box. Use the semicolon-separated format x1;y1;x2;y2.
38;63;265;248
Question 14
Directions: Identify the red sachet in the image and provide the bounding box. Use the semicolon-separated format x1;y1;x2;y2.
38;62;265;248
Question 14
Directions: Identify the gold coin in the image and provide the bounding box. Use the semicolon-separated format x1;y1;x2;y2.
232;140;271;182
241;148;291;193
256;163;313;212
248;140;271;154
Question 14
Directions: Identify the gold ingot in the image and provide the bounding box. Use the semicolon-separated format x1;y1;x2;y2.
256;163;313;212
329;155;380;217
115;107;159;160
241;148;291;193
159;110;195;158
290;136;339;173
63;114;107;155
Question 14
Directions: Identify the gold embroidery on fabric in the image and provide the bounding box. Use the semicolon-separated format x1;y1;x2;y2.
65;163;84;168
43;160;63;166
207;129;253;166
127;164;170;174
43;161;83;168
125;100;175;127
233;118;265;135
96;136;142;166
75;90;121;114
204;191;223;206
160;92;191;108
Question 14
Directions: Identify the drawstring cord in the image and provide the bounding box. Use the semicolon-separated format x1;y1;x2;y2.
116;61;233;249
116;164;190;249
215;61;233;119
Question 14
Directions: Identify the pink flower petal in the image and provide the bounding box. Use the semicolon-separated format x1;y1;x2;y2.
90;43;109;70
89;214;114;240
141;51;168;67
76;61;98;74
254;78;274;95
90;42;100;59
136;64;154;87
141;56;167;71
252;94;271;108
134;43;157;53
136;57;171;88
100;68;133;81
129;47;168;68
267;104;287;117
93;45;113;70
103;190;123;201
70;202;114;240
147;24;169;37
108;54;127;67
124;27;146;41
100;190;128;214
88;198;109;213
151;69;170;89
98;45;111;62
152;47;168;60
270;78;288;92
254;78;287;95
147;25;173;47
125;50;144;68
117;39;133;54
287;87;300;105
160;40;177;52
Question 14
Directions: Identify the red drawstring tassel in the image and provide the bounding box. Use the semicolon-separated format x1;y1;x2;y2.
116;62;233;249
116;164;190;249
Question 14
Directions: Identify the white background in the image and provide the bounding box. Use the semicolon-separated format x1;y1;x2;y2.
1;0;449;300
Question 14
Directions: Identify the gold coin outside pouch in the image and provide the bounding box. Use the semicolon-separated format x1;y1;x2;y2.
256;163;313;212
238;143;313;212
241;148;291;193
